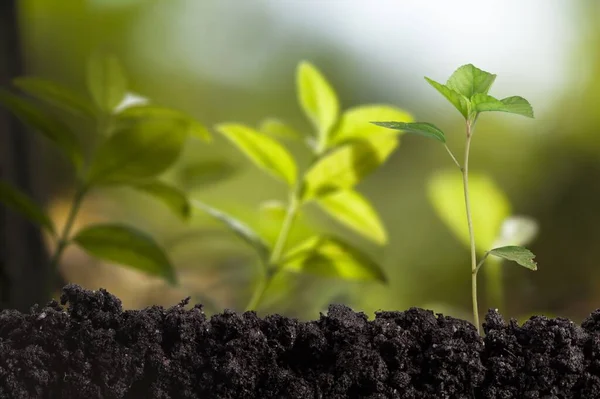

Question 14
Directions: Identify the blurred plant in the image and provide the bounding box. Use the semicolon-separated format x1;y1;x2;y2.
428;170;539;310
373;64;537;333
194;61;413;311
0;52;211;289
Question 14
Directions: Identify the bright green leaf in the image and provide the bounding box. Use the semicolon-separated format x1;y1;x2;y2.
427;170;511;253
192;200;271;262
371;121;446;143
87;118;187;185
178;160;238;190
297;61;340;149
216;123;297;186
259;118;302;140
259;200;287;221
0;89;83;169
330;104;413;146
317;190;387;244
471;94;534;118
445;64;497;98
116;105;210;141
303;135;398;199
280;235;387;282
86;53;127;112
424;77;470;118
0;180;55;234
488;246;537;271
132;180;190;220
72;224;177;284
13;77;96;119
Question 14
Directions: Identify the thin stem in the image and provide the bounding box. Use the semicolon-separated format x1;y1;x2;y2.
444;143;462;170
474;252;489;275
462;121;480;334
244;194;300;311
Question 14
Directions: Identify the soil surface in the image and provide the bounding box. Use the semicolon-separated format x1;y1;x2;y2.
0;284;599;398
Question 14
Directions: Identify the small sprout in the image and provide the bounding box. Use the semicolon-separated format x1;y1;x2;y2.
373;63;537;334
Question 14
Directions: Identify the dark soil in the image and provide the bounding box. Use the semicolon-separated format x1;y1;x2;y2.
0;285;599;398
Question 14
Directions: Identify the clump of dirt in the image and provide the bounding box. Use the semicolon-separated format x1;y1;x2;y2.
0;284;598;398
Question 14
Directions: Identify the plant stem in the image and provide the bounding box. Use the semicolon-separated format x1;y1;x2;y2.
462;121;480;334
245;194;300;311
48;184;87;276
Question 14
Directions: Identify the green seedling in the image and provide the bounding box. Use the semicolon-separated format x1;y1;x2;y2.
0;52;212;289
372;64;537;333
194;61;413;311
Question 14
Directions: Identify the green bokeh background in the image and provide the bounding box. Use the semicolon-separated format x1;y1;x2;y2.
16;0;600;323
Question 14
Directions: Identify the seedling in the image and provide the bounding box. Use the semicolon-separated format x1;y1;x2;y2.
372;64;538;333
0;52;212;290
194;61;413;311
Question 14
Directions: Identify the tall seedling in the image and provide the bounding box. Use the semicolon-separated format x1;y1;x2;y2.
0;52;211;288
195;61;413;311
372;64;537;333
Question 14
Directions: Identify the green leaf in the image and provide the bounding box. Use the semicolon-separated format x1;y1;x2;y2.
317;190;387;244
13;77;96;119
488;246;537;271
445;64;497;98
302;135;398;199
427;170;511;253
87;118;187;185
178;160;238;190
297;61;340;149
371;121;446;143
280;235;387;282
492;216;539;249
86;53;127;112
472;94;534;118
424;77;470;118
132;180;190;220
216;123;297;186
72;224;177;284
0;180;55;234
259;200;287;221
330;105;413;146
0;89;83;169
116;105;211;141
192;200;270;262
259;118;302;140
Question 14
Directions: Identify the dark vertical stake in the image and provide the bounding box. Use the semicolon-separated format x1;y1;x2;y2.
0;0;51;311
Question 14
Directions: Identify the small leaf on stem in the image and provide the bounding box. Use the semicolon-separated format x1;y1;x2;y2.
445;64;497;98
424;77;470;118
371;121;446;143
86;53;127;113
471;94;534;118
259;118;302;140
488;246;537;271
132;180;191;221
177;160;238;190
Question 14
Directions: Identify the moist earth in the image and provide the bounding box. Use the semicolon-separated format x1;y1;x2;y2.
0;284;599;398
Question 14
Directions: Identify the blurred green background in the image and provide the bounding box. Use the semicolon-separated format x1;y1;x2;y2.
15;0;600;323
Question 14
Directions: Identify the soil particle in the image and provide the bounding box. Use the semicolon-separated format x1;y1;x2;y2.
0;284;598;398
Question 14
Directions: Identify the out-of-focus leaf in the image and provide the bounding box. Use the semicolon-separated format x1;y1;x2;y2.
427;170;511;253
192;200;271;262
116;104;210;141
72;224;177;284
216;123;297;186
13;77;96;119
371;121;446;143
87;118;187;185
259;200;287;221
86;53;127;112
492;216;539;249
424;77;470;118
0;180;55;234
488;246;537;271
259;118;302;140
113;92;149;114
317;189;387;244
302;135;398;199
445;64;497;98
330;105;413;145
472;94;534;118
132;180;190;220
0;89;83;169
297;61;339;150
280;235;387;282
178;160;238;190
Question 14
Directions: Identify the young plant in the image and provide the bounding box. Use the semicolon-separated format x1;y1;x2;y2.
372;64;537;333
0;52;211;291
194;61;413;311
